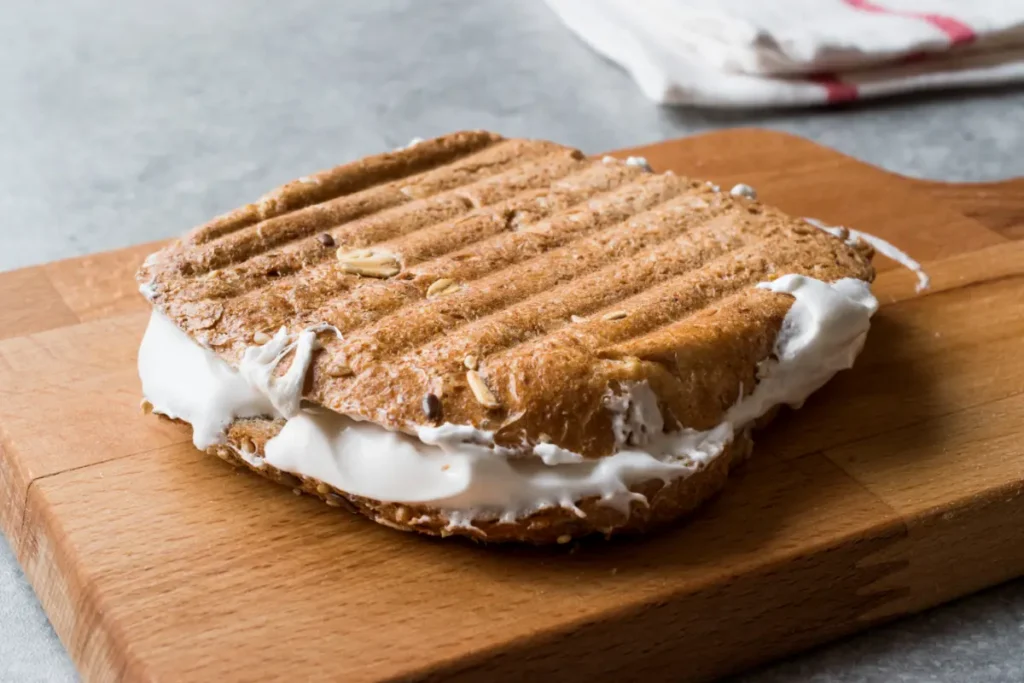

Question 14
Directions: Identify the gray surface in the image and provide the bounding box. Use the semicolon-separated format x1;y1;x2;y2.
0;0;1022;681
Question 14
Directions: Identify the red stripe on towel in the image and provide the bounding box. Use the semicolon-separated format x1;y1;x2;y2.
843;0;977;45
808;73;860;103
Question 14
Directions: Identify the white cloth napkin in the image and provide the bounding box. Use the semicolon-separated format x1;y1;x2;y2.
544;0;1024;107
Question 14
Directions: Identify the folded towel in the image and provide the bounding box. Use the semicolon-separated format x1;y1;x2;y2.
545;0;1024;107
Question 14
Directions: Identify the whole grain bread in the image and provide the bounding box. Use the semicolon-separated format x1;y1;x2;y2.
139;131;874;465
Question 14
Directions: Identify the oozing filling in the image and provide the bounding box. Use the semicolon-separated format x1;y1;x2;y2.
138;273;877;525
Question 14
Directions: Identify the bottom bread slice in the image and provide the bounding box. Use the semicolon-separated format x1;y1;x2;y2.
191;414;774;544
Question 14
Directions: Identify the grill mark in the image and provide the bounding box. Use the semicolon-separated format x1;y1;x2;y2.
389;211;774;376
185;162;650;349
397;141;576;200
177;150;597;302
378;152;593;262
600;286;788;366
188;130;503;245
503;227;871;375
406;172;685;283
330;191;751;375
180;186;410;276
500;239;792;366
175;140;570;276
293;170;681;341
322;229;819;435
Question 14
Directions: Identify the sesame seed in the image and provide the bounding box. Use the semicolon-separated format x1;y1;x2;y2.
602;310;628;321
625;156;652;172
730;183;757;200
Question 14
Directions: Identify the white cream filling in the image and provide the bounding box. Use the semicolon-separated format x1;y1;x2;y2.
139;273;876;524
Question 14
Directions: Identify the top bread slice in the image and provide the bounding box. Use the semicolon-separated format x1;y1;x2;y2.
138;131;874;460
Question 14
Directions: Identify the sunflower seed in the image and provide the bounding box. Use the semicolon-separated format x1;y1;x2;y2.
340;261;400;278
466;370;500;408
427;277;460;298
336;249;401;278
327;362;354;378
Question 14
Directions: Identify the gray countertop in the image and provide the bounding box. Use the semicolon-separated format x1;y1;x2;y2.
2;1;1023;681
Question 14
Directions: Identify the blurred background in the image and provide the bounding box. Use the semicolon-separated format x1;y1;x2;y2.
1;1;1023;681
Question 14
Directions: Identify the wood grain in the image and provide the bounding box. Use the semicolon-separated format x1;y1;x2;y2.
42;241;166;323
0;266;78;339
1;128;1022;682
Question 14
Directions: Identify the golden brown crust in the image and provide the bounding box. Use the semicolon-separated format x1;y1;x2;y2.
139;131;874;462
203;417;754;544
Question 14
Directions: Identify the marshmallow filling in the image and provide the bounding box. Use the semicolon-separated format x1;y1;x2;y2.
139;274;877;524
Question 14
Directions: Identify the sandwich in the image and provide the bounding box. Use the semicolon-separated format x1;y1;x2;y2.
137;131;895;543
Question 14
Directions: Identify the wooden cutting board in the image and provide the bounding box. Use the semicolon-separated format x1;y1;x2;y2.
1;129;1023;683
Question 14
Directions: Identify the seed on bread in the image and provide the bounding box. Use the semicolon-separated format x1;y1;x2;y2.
602;310;628;321
466;370;500;408
337;248;401;278
327;362;354;377
427;277;460;298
